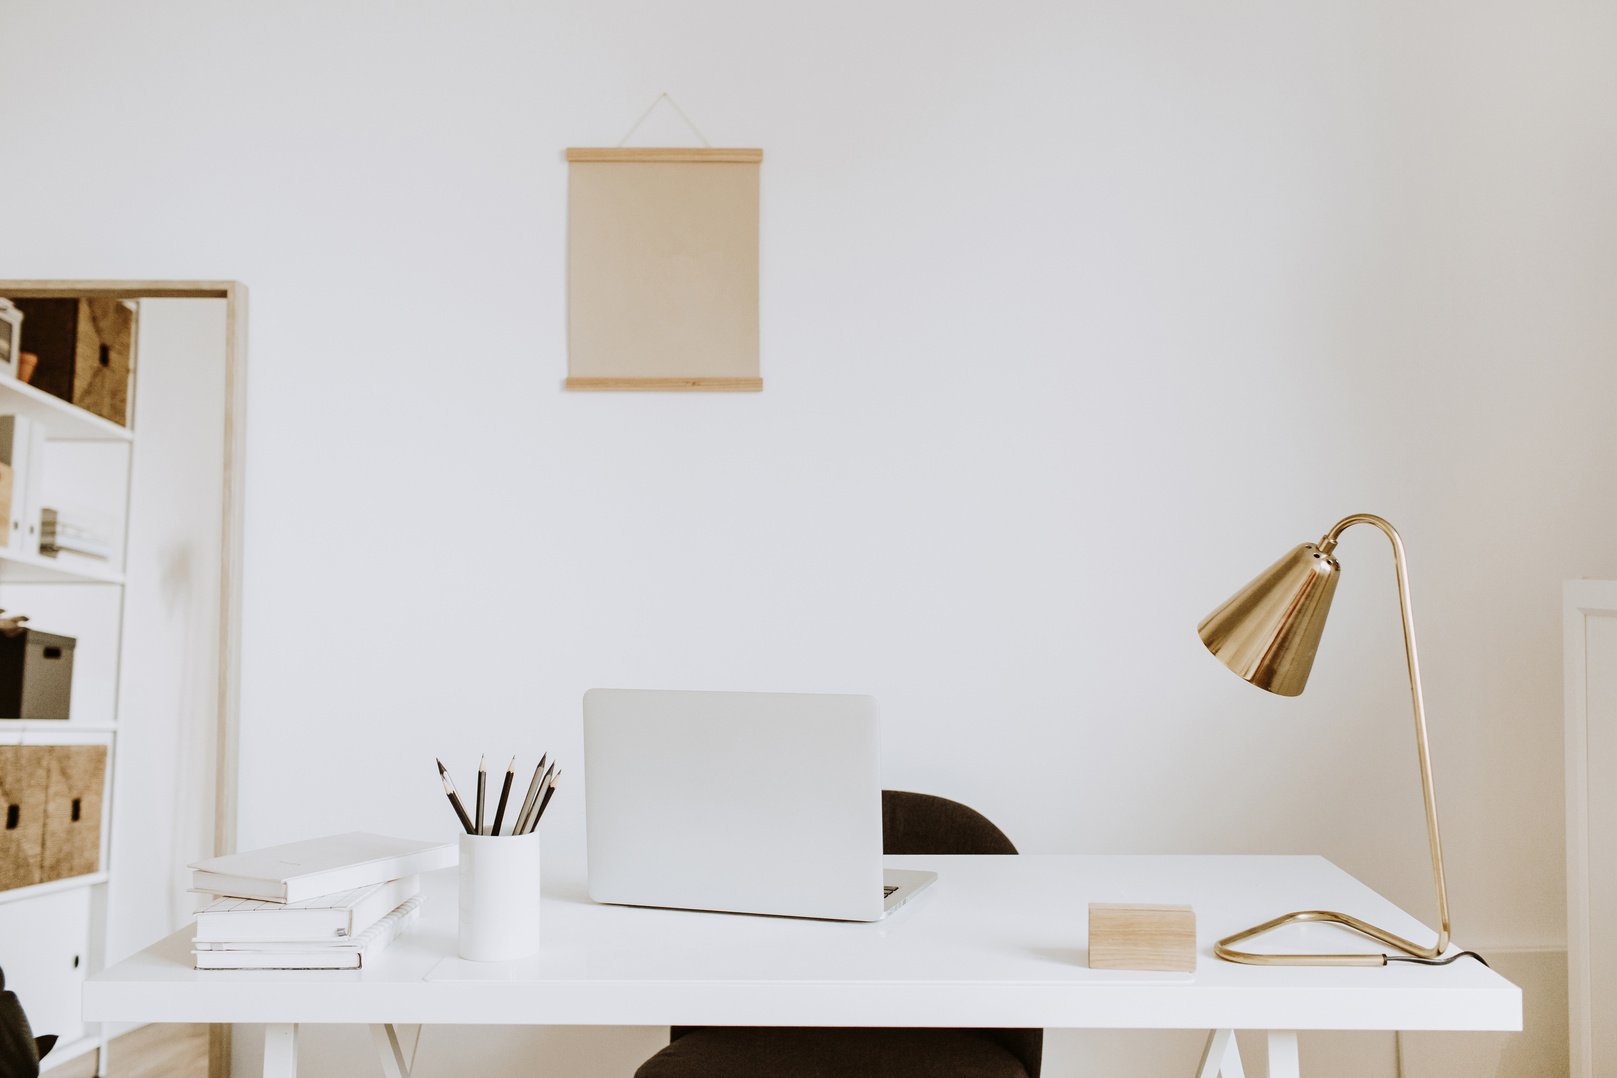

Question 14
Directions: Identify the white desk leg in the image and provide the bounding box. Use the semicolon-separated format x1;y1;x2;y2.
1196;1029;1245;1078
371;1023;422;1078
263;1023;299;1078
1268;1031;1300;1078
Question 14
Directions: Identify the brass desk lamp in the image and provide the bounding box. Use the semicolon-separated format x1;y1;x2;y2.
1197;513;1451;967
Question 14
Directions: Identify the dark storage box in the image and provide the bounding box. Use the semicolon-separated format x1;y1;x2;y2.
0;629;75;720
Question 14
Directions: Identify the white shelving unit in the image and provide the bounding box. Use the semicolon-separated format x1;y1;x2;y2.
0;281;244;1078
0;376;133;443
0;343;135;1075
0;550;126;586
0;721;118;738
0;872;111;906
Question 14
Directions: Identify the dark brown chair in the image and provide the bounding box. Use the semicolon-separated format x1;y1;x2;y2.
633;791;1042;1078
0;966;57;1078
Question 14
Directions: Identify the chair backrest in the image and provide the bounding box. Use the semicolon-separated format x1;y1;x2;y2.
0;966;56;1078
882;790;1018;855
672;792;1042;1077
880;791;1040;1077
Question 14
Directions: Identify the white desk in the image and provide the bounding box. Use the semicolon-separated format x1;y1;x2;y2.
84;855;1520;1078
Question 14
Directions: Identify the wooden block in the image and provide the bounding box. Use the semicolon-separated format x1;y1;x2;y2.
564;376;763;392
0;745;50;891
39;745;106;882
566;147;764;164
1088;902;1197;972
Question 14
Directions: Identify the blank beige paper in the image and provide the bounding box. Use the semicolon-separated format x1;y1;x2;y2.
566;148;762;391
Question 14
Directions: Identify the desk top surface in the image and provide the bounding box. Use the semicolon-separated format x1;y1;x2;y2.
84;854;1520;1031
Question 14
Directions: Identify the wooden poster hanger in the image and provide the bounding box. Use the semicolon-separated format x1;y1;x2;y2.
565;95;764;392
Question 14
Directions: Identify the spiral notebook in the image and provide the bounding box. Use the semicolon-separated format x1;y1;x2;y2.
194;876;421;942
193;895;423;970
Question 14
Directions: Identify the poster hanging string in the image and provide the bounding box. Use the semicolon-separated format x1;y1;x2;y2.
617;92;712;148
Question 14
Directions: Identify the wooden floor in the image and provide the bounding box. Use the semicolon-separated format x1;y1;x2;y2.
50;1024;208;1078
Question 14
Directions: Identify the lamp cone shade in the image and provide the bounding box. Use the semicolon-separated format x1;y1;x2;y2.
1197;543;1340;697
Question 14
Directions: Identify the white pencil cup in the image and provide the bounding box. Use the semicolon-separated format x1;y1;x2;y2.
458;831;541;961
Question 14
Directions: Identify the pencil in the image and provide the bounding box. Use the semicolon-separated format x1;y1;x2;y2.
436;758;474;834
475;754;487;835
524;761;558;833
491;754;517;835
528;769;561;833
515;760;555;836
512;754;549;835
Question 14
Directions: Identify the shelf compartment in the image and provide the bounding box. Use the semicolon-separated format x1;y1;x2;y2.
0;871;108;906
0;378;132;442
0;549;124;585
0;722;115;745
38;1031;104;1073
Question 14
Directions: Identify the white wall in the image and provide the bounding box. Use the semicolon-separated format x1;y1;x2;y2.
3;1;1614;1074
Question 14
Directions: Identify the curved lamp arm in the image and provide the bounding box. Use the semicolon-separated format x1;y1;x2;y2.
1216;513;1452;965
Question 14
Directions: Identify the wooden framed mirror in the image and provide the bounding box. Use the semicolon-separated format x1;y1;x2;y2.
0;280;247;1078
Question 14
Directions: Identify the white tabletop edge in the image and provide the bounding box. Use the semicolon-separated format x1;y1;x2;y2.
83;854;1522;1033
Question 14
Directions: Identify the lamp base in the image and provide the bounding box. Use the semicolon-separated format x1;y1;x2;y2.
1215;909;1446;967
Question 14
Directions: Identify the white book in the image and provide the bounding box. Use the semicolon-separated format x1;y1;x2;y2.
40;507;116;561
194;876;421;943
19;420;44;555
0;415;43;552
42;540;112;561
193;896;423;970
41;506;116;544
189;832;456;904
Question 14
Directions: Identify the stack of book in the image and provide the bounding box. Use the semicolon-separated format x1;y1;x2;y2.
39;508;114;561
188;832;456;970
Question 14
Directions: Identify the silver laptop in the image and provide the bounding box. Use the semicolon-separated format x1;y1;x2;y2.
583;688;936;922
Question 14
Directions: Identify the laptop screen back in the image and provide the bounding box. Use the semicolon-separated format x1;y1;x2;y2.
583;688;885;921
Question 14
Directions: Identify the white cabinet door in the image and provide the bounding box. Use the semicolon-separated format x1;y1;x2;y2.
0;885;91;1048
